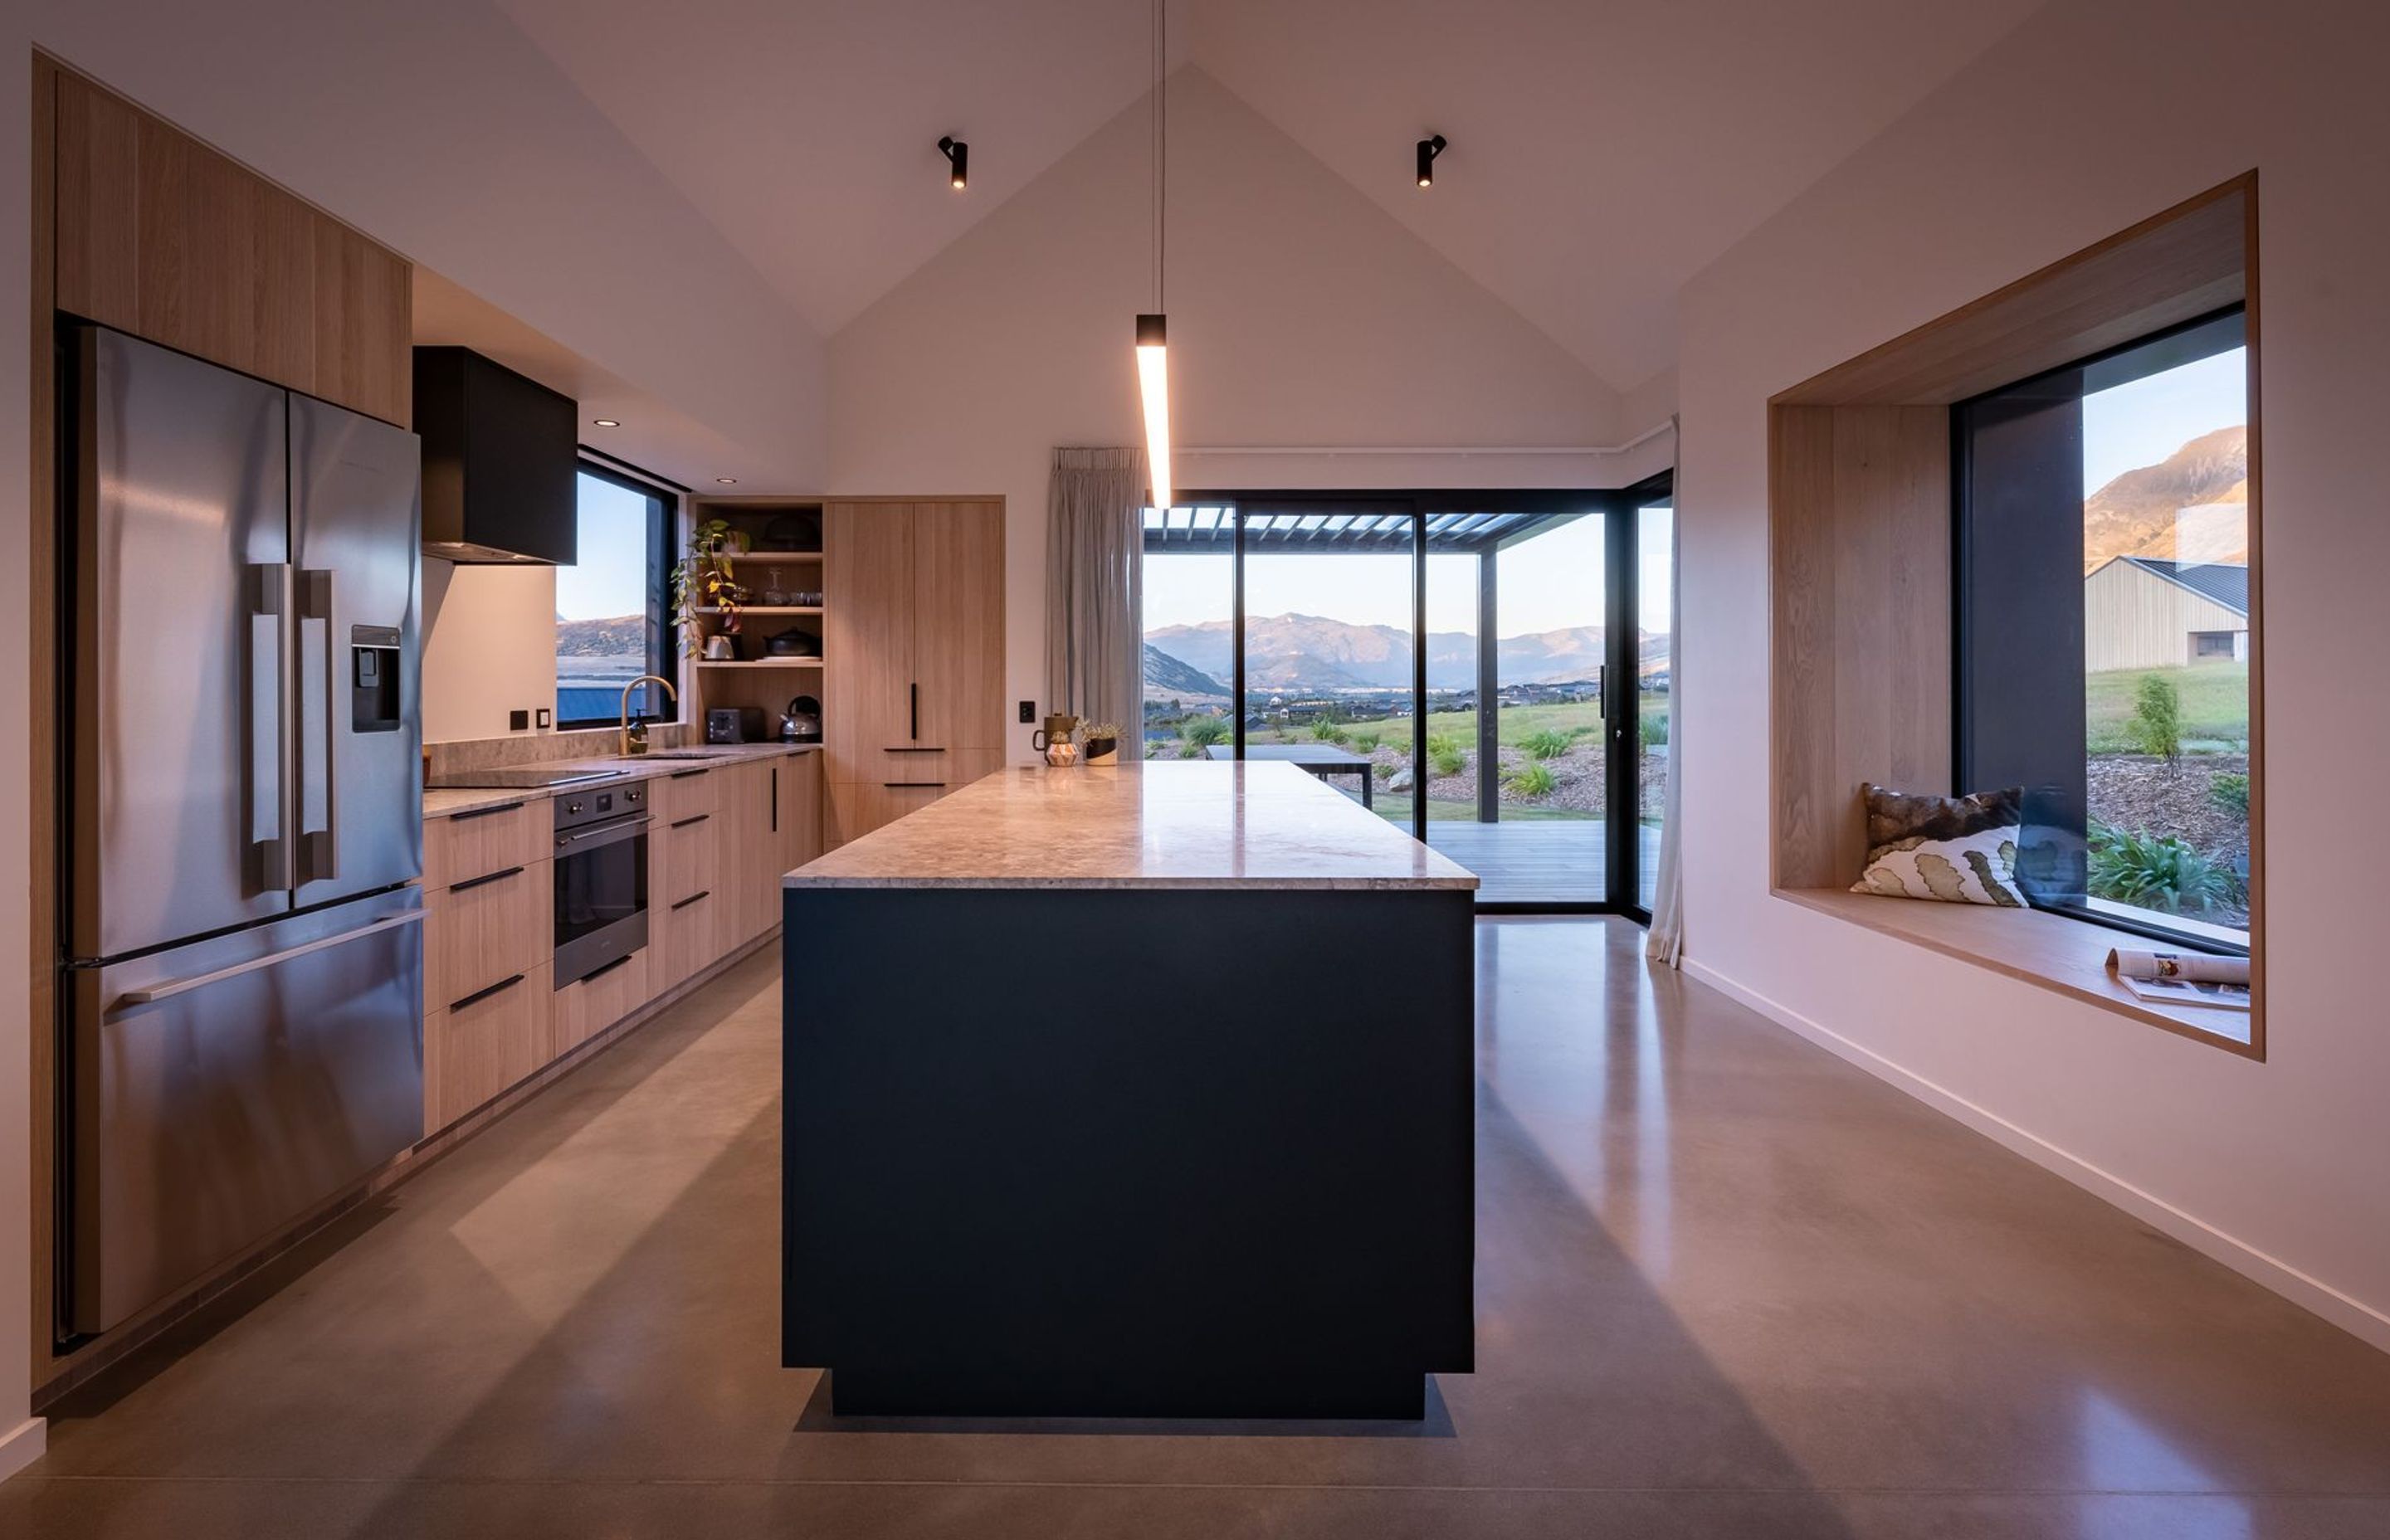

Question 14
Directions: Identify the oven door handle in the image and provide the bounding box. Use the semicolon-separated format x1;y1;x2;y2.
554;816;649;856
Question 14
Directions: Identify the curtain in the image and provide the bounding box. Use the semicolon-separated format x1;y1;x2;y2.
1045;446;1148;733
1646;415;1687;967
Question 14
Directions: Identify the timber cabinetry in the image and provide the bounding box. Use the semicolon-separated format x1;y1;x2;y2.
824;500;1005;844
50;66;412;426
652;768;726;992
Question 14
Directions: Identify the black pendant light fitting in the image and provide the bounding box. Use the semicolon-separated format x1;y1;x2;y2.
938;135;968;190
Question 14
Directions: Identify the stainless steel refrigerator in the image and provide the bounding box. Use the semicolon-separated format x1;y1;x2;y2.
61;324;427;1338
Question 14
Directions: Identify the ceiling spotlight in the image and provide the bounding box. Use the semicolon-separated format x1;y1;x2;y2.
938;135;968;191
715;477;739;485
592;417;621;428
1417;134;1446;188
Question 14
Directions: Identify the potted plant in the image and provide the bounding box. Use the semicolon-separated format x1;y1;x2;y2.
1080;722;1122;764
671;518;751;655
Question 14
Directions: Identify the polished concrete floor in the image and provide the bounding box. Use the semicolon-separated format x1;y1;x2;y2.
10;919;2390;1537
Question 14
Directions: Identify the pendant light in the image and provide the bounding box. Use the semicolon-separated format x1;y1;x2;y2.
1136;0;1173;509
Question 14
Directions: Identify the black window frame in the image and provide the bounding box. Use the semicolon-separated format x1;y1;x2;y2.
1952;304;2251;955
1141;477;1672;918
554;456;680;731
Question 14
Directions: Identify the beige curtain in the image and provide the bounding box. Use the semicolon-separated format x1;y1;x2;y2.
1045;446;1148;733
1646;415;1686;967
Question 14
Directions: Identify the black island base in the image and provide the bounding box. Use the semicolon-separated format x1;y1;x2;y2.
782;882;1475;1421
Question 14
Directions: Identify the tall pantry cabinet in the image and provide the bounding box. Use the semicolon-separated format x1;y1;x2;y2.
823;500;1007;845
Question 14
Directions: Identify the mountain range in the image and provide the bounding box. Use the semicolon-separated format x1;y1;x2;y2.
2083;425;2248;573
557;615;646;657
1144;614;1660;698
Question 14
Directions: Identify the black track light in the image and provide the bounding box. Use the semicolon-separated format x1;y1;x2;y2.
1417;134;1446;188
939;135;968;191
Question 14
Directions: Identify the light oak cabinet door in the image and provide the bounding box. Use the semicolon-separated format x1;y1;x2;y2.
51;69;413;426
425;860;549;1014
913;501;1007;751
828;780;946;846
553;948;650;1056
777;753;822;879
311;217;412;428
650;776;724;992
718;760;777;948
825;503;916;786
822;500;1006;846
425;963;554;1132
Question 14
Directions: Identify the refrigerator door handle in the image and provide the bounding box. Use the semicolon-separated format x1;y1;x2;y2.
115;908;426;1007
249;563;294;891
297;568;339;884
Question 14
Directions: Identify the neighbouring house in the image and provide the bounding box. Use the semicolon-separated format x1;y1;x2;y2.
2083;555;2250;670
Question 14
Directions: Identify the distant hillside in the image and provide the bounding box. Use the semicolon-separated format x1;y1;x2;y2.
2084;426;2248;573
557;614;646;656
1142;643;1229;701
1144;613;1641;696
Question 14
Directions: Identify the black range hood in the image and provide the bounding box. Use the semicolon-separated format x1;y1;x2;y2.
413;345;578;564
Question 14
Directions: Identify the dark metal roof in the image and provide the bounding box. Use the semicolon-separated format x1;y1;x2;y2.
2119;556;2248;616
1141;503;1588;555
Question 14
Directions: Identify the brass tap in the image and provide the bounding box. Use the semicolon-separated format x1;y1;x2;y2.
619;675;679;756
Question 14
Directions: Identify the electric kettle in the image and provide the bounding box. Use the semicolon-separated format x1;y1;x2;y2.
780;694;822;743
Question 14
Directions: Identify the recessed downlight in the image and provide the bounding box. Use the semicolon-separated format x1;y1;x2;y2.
592;417;622;427
715;477;739;485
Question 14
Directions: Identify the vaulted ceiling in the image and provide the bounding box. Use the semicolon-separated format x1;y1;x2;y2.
494;0;2046;394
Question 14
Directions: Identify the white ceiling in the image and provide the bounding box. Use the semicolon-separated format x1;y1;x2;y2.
493;0;2044;392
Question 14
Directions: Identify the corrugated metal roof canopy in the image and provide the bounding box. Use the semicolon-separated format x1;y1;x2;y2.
1140;504;1588;554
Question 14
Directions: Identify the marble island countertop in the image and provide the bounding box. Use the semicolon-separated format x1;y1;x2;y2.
422;743;819;820
786;761;1480;890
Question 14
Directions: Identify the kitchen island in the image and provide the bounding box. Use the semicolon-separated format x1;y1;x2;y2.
782;762;1478;1419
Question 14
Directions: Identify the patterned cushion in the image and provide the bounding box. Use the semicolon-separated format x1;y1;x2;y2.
1851;783;2027;907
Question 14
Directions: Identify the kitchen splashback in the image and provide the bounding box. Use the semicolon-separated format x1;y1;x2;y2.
424;721;696;779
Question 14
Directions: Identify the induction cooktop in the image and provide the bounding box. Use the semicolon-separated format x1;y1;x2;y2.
426;767;627;790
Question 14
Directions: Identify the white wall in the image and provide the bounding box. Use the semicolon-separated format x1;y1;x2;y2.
420;561;561;744
830;68;1669;761
1676;0;2390;1345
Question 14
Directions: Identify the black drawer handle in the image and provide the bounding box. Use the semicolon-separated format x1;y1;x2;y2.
577;954;634;984
910;681;919;739
451;972;525;1012
670;813;711;830
670;768;710;780
883;746;945;753
671;889;711;911
448;864;525;894
884;782;947;789
447;801;525;822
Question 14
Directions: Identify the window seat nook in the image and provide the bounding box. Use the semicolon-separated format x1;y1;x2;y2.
1775;887;2256;1055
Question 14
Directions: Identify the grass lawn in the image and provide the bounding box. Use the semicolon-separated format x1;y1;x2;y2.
2086;665;2248;753
1241;696;1669;754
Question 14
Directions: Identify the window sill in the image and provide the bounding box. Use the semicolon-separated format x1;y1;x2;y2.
1773;887;2260;1058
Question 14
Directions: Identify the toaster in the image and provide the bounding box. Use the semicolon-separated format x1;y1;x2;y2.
705;706;766;744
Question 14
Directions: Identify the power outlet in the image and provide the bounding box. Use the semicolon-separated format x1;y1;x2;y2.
509;709;530;732
536;708;553;729
1018;700;1036;724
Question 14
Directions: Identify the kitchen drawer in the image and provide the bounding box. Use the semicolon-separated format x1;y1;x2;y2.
424;962;553;1132
553;948;651;1056
656;883;725;992
427;858;549;1010
425;798;548;889
655;810;719;906
651;765;721;822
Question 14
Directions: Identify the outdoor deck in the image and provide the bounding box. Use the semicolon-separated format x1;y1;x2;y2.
1423;820;1660;907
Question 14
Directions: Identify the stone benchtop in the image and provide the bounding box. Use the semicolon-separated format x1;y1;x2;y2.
422;743;819;821
785;761;1480;891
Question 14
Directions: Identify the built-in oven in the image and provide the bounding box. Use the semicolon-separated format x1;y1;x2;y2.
554;781;649;986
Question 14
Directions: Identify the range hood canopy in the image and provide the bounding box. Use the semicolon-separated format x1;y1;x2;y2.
413;346;578;566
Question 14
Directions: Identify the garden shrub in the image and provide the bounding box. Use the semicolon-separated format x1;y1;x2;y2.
2126;675;2182;763
2087;822;2234;914
1507;763;1557;797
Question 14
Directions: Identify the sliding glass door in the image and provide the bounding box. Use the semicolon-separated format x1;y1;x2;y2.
1141;481;1673;914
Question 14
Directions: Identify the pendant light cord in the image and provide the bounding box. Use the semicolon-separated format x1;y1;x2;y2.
1152;0;1165;314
